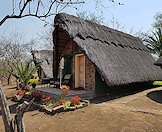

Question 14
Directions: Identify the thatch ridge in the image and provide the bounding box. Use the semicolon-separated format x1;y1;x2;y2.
54;13;162;86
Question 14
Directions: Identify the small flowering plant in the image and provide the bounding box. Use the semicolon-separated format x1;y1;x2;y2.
14;89;26;101
41;95;52;104
28;79;39;88
16;89;26;96
70;96;81;105
59;99;66;104
52;102;61;107
31;91;42;102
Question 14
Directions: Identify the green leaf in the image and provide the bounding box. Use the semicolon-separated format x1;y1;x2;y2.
62;101;71;107
0;59;38;88
145;28;162;56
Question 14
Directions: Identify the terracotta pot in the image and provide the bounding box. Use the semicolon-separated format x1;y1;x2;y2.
32;84;36;89
61;88;69;95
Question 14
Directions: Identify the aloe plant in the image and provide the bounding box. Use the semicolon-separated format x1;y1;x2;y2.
0;60;38;89
145;28;162;56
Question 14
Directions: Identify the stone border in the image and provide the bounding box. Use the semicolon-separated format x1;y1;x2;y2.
37;100;90;115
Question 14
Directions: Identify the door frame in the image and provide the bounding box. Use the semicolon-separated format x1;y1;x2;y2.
75;54;85;89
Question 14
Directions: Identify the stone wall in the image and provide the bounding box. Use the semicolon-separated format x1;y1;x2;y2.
85;57;95;90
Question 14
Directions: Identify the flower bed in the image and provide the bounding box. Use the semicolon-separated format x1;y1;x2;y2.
37;94;90;115
39;99;90;115
13;89;90;115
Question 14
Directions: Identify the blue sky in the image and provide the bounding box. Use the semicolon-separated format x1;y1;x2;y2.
0;0;162;43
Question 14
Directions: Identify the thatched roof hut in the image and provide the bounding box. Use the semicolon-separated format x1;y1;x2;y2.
31;50;53;79
53;13;162;87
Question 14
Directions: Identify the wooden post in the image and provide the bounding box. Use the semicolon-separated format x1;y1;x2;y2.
15;99;34;132
0;84;13;132
59;57;64;88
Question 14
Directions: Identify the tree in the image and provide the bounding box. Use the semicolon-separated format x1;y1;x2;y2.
145;28;162;56
0;32;35;85
0;0;85;27
0;60;38;89
76;11;104;24
37;25;54;49
153;12;162;29
0;33;34;61
0;0;124;51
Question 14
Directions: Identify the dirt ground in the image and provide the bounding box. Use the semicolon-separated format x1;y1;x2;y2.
1;85;162;132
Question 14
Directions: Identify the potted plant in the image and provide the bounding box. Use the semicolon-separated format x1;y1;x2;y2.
60;85;70;95
29;78;38;89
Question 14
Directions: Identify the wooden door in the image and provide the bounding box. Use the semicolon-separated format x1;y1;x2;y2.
75;54;85;88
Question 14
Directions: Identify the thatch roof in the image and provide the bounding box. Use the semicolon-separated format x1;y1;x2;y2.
31;50;53;78
53;13;162;87
155;56;162;66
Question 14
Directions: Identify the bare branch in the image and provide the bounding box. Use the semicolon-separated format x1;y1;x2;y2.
43;0;57;17
35;0;41;15
12;0;15;15
0;16;10;26
29;1;31;14
57;0;84;5
0;0;85;27
19;0;31;16
19;0;23;11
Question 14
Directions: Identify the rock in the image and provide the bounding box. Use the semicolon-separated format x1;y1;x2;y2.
52;105;64;115
44;108;53;115
82;102;88;107
82;99;90;106
76;104;84;109
39;105;46;111
65;106;76;111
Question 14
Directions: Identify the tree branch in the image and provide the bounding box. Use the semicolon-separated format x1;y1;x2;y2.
0;0;84;27
0;16;10;26
19;0;31;16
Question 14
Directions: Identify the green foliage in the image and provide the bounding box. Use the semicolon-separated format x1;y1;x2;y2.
0;60;38;88
62;101;71;108
153;12;162;29
145;28;162;56
28;79;38;84
153;81;162;86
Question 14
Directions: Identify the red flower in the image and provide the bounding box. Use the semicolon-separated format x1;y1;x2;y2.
59;99;66;104
52;102;61;107
41;95;51;103
70;96;81;105
16;90;26;96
